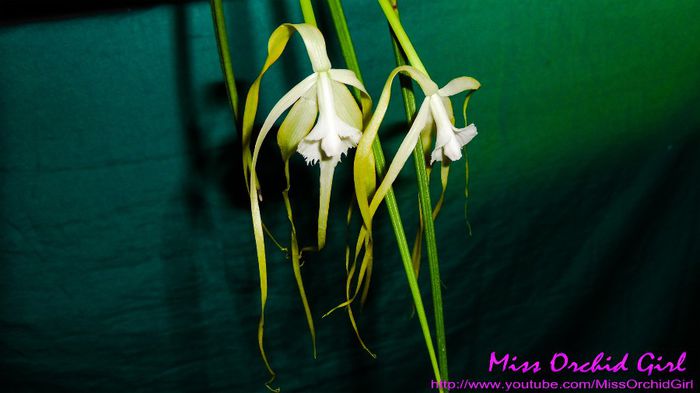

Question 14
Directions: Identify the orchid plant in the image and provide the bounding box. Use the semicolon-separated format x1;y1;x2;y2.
209;0;479;391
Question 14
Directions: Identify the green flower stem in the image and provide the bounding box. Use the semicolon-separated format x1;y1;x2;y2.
300;0;318;27
382;0;449;383
378;0;426;73
325;0;443;390
325;0;361;79
209;0;239;121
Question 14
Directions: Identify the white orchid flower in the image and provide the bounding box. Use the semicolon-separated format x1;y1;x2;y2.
251;28;369;167
243;24;370;180
354;66;480;228
427;82;478;163
239;23;371;385
349;64;480;322
250;25;370;248
295;70;365;165
345;66;480;367
407;76;480;166
242;22;371;252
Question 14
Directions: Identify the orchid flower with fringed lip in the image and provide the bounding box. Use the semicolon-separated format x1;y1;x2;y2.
240;23;371;389
244;23;371;249
327;65;479;349
344;65;479;322
354;65;480;226
294;69;366;165
427;85;478;163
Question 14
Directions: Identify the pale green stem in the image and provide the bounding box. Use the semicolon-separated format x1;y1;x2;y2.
326;0;443;389
383;0;449;383
210;0;239;120
378;0;426;73
300;0;318;27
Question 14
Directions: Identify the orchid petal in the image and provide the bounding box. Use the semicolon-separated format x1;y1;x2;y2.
397;67;439;96
317;159;336;250
296;139;322;165
331;80;362;131
277;89;318;161
368;99;432;215
455;124;478;146
430;124;477;163
280;160;316;361
328;68;373;123
320;131;344;158
430;94;455;150
354;65;429;230
303;119;326;141
287;23;331;72
420;121;436;157
442;139;463;162
429;148;441;164
437;76;481;97
252;73;318;167
328;68;369;96
246;70;316;384
441;95;455;124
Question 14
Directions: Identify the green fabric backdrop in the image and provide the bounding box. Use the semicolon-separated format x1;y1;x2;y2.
1;1;698;392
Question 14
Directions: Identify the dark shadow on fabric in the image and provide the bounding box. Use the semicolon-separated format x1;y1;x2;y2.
0;0;191;26
450;126;700;382
167;3;324;390
159;6;211;392
546;132;699;351
314;2;341;62
268;0;303;88
208;0;315;211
